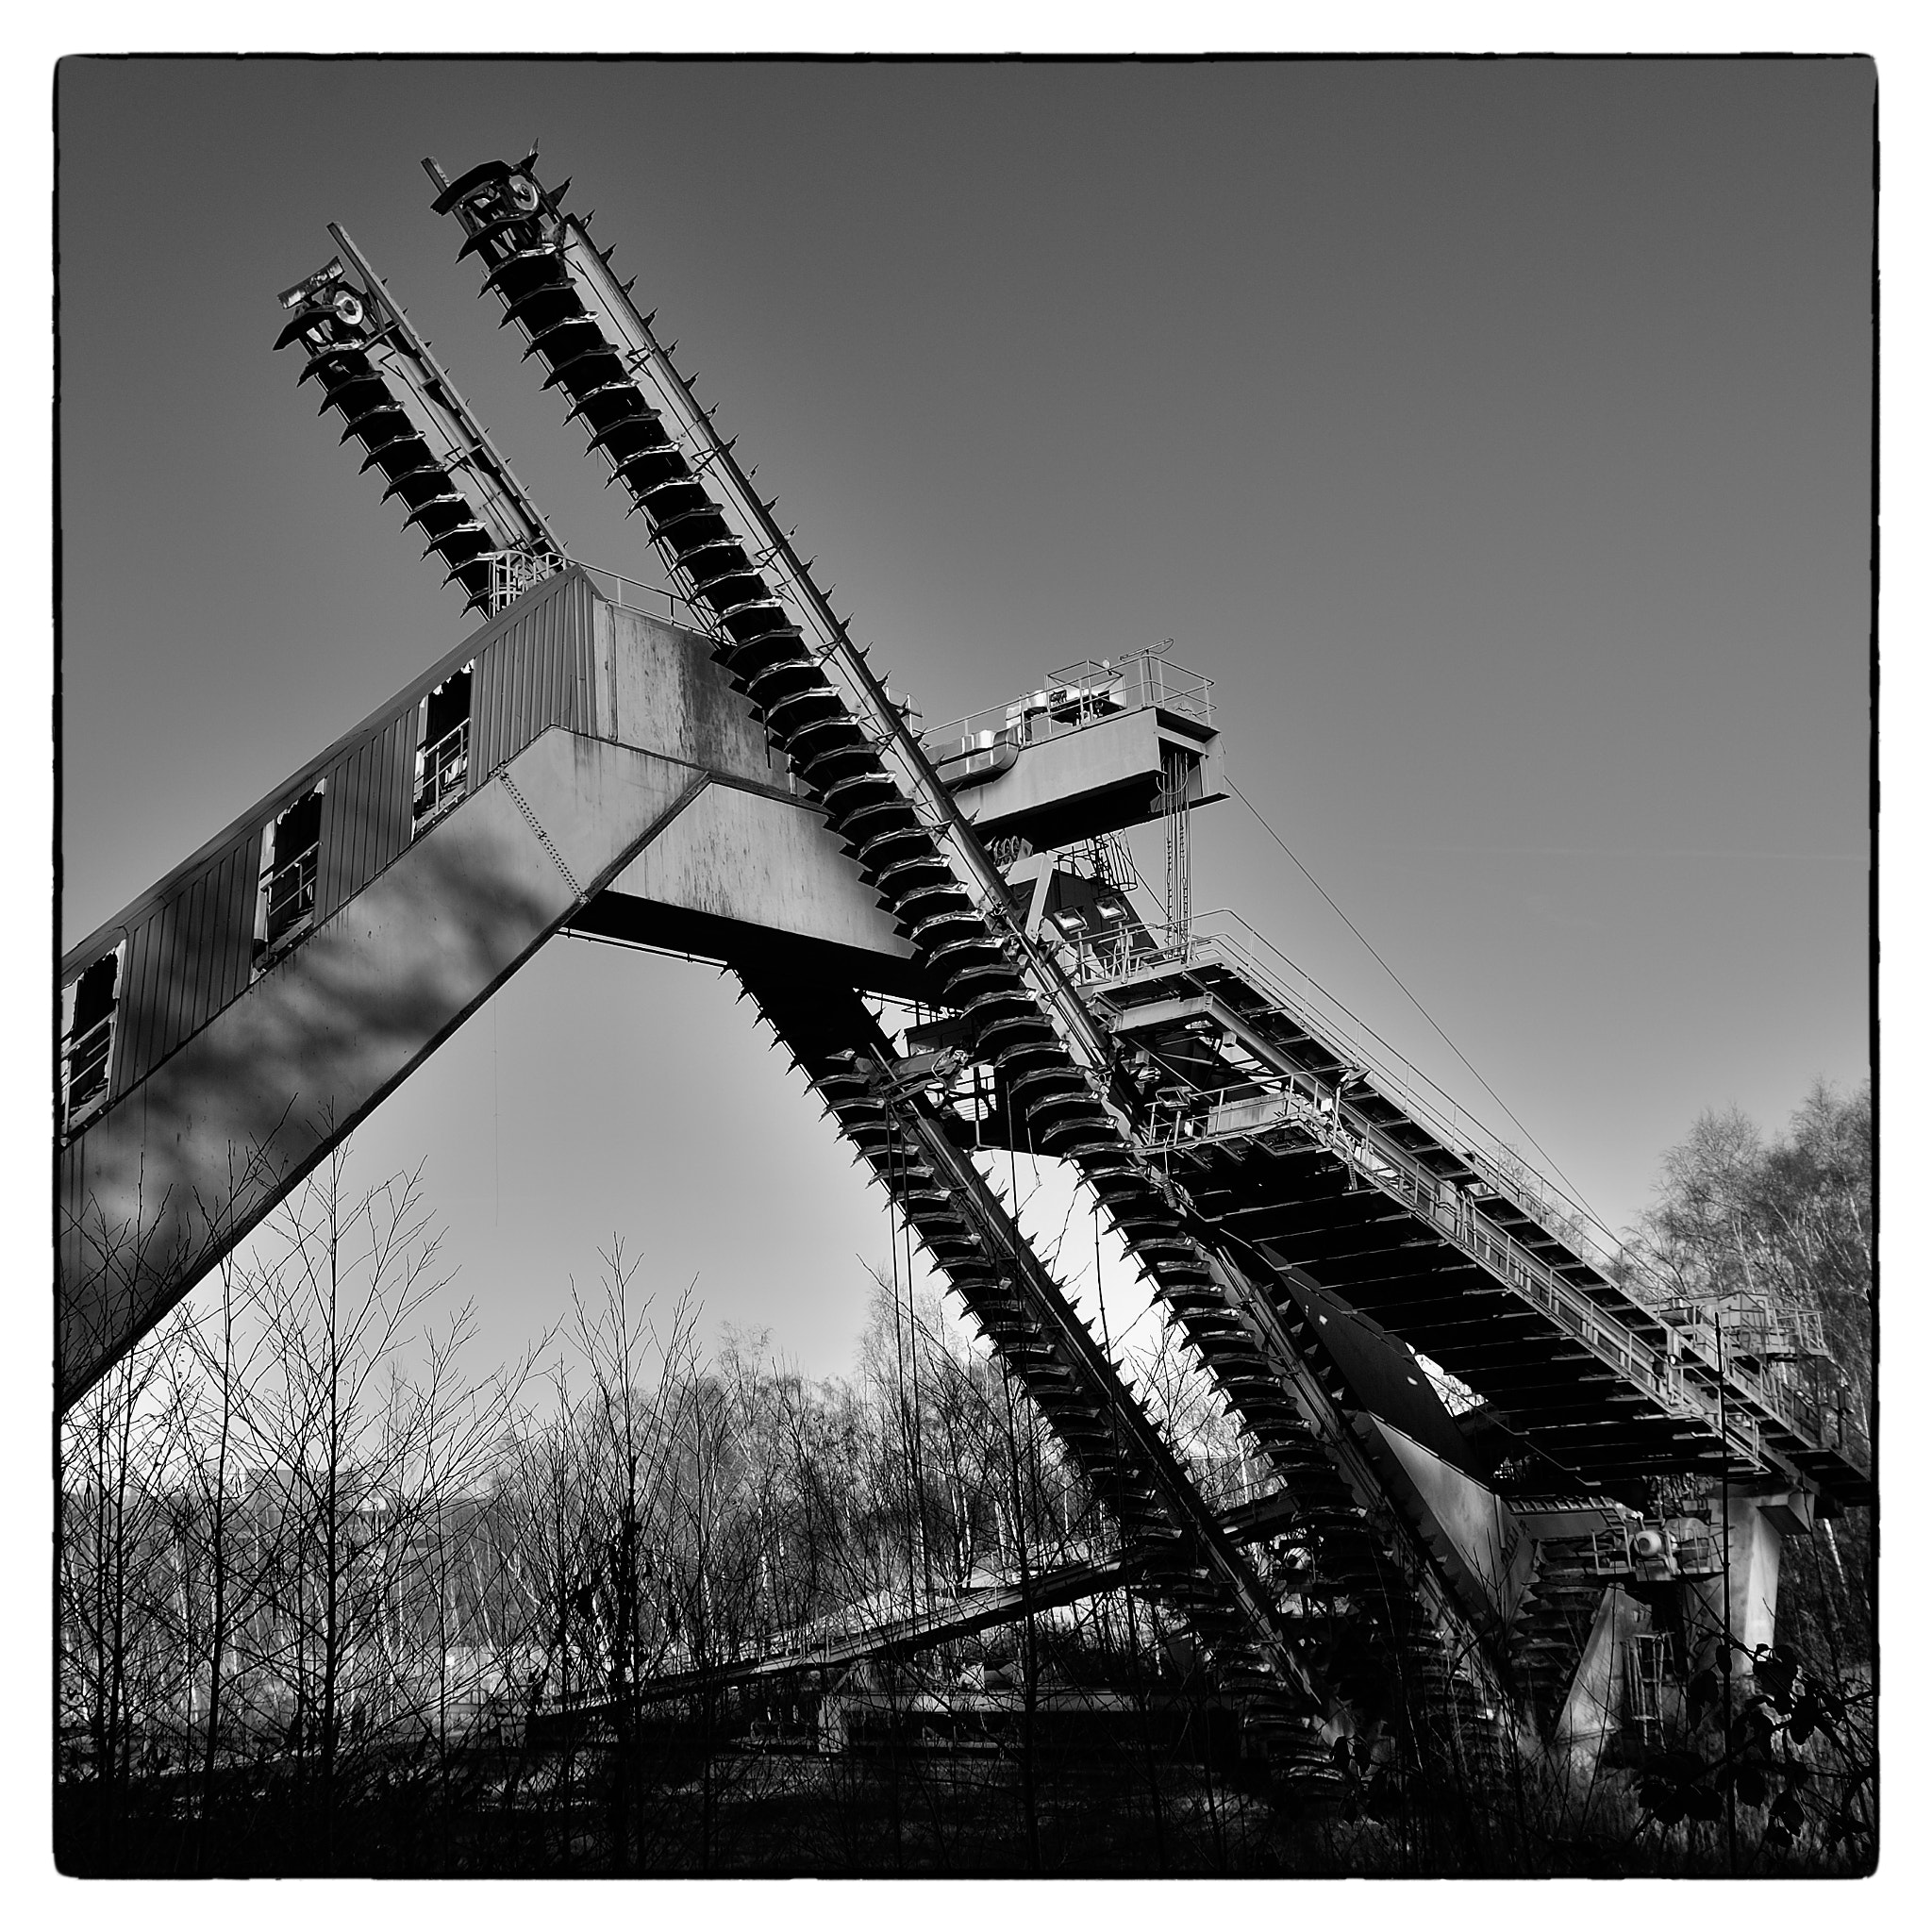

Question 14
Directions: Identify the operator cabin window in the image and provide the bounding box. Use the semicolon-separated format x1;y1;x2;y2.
413;663;474;831
59;941;124;1137
255;780;325;968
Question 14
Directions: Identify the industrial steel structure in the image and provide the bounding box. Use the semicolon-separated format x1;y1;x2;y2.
58;151;1870;1789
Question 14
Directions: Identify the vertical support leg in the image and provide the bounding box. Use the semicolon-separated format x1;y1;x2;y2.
1162;744;1192;947
1683;1489;1813;1675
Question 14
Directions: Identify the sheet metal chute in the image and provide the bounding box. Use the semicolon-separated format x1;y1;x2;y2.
274;226;565;616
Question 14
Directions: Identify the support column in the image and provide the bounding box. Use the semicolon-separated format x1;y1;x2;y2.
1683;1489;1815;1674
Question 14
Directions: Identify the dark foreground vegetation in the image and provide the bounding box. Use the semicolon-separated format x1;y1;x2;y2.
57;1083;1873;1875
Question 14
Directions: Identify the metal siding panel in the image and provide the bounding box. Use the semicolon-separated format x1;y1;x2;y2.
76;573;607;1107
176;874;214;1058
319;732;389;924
463;571;589;790
564;587;581;726
558;580;574;730
535;609;554;738
149;895;186;1068
467;652;487;787
185;874;215;1041
221;838;258;1010
526;609;545;741
72;578;609;1108
572;576;594;735
379;712;412;870
169;884;201;1063
316;747;353;923
372;724;392;876
476;650;492;783
487;642;505;778
527;610;544;739
63;570;600;981
213;851;249;1013
491;636;506;770
487;635;508;778
115;913;160;1094
108;828;258;1097
477;640;504;781
470;648;491;787
135;911;165;1079
505;623;525;763
496;624;517;769
375;714;409;872
142;893;182;1074
499;631;517;764
518;614;541;750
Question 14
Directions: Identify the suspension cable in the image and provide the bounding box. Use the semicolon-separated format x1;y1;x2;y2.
1226;774;1599;1223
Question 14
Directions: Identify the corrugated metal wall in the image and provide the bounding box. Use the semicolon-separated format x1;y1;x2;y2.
67;567;597;1109
112;830;258;1103
317;710;416;924
470;567;597;781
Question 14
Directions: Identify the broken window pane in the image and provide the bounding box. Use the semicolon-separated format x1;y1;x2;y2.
414;664;474;829
257;782;325;961
60;946;121;1134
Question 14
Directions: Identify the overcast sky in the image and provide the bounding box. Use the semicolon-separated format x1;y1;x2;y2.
57;57;1873;1382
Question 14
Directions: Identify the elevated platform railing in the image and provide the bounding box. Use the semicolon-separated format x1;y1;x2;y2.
572;558;718;633
1077;911;1607;1246
924;651;1215;771
1073;922;1854;1479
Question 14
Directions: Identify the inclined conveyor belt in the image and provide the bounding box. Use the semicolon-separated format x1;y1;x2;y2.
1090;946;1869;1506
430;153;1525;1760
737;965;1324;1757
273;231;562;617
275;296;501;615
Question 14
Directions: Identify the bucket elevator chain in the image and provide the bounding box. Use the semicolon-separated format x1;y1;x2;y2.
423;151;1531;1747
276;157;1308;1729
274;225;565;616
735;967;1327;1736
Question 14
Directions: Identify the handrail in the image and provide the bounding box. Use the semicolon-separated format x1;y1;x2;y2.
60;1010;114;1073
413;719;472;825
1141;1060;1833;1470
924;649;1215;758
1093;915;1621;1257
1149;929;1851;1456
571;558;716;633
59;1012;116;1133
262;842;319;941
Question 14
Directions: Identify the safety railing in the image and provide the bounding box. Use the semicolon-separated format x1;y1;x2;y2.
924;650;1214;771
1657;1294;1830;1364
60;1012;115;1135
1069;911;1850;1465
1140;1063;1809;1464
1080;913;1608;1249
488;547;564;613
1589;1523;1720;1579
261;842;319;953
413;719;472;829
573;558;718;634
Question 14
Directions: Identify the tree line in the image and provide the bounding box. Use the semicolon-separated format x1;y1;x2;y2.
55;1079;1874;1874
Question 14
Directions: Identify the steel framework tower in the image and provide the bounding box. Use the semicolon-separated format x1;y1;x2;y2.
58;152;1869;1786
